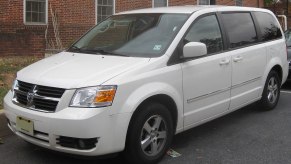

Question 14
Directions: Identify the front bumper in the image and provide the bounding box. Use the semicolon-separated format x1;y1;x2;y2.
3;91;132;156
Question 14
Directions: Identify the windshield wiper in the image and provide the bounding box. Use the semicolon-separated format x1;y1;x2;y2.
69;46;101;54
93;49;129;57
69;45;82;52
69;46;128;57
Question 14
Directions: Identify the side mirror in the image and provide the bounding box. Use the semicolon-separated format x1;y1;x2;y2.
183;42;207;58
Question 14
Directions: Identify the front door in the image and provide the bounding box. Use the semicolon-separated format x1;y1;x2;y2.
181;14;231;129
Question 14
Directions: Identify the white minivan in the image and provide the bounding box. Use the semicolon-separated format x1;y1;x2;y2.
4;5;288;164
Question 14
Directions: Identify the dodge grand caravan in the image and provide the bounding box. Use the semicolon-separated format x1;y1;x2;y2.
4;6;288;164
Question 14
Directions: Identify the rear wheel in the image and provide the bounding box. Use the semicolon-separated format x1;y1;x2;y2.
124;102;174;164
258;70;281;110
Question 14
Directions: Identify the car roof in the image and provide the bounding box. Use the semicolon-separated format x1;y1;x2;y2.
116;5;271;15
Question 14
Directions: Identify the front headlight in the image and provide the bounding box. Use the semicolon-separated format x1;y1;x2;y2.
70;85;117;108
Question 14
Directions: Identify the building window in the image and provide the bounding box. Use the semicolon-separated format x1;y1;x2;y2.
153;0;168;7
235;0;243;6
198;0;216;5
24;0;47;24
96;0;115;23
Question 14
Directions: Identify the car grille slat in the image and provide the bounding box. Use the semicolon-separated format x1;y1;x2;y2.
34;102;57;109
16;96;28;105
37;90;64;98
18;81;34;92
13;81;65;113
37;86;65;98
34;98;59;106
34;105;56;112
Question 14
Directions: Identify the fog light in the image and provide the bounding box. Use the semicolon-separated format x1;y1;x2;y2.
57;136;98;150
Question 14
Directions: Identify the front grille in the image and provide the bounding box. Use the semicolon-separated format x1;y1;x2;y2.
18;81;65;98
57;136;98;150
13;80;65;112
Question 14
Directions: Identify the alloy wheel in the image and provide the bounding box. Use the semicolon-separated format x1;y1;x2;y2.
140;115;168;156
267;77;278;104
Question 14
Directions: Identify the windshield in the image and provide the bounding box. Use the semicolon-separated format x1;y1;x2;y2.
68;13;189;57
285;30;291;47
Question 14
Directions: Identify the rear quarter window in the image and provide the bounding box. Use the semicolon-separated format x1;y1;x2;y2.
253;12;282;42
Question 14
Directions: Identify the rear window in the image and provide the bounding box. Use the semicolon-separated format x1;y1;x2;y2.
254;12;282;42
222;13;258;49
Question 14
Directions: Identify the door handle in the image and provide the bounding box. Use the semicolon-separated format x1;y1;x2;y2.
219;59;230;65
233;56;243;62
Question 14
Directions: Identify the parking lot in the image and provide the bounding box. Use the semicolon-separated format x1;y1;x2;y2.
0;84;291;164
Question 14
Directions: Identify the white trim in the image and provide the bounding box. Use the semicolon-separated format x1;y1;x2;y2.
152;0;169;8
95;0;115;24
23;0;48;25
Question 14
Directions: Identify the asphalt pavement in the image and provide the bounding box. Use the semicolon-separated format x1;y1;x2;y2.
1;86;291;164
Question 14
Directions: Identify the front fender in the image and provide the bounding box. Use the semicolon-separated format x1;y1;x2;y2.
119;82;184;133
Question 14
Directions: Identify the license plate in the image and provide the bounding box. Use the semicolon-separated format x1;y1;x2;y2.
16;116;34;136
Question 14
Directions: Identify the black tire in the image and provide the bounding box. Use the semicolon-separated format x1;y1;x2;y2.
258;70;281;110
124;102;174;164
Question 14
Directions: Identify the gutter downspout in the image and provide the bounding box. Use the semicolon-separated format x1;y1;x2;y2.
277;15;288;31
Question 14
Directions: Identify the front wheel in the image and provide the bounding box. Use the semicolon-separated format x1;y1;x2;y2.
258;70;281;110
124;102;174;164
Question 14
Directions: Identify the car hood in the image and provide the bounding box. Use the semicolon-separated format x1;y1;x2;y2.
17;52;150;89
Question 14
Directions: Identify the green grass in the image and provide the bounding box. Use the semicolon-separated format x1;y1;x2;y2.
0;56;41;108
0;87;9;109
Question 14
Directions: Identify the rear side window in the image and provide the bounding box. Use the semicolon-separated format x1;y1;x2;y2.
222;13;258;49
254;12;282;41
184;15;223;54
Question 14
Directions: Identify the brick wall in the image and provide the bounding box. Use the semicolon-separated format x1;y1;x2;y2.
0;0;46;56
0;0;265;57
0;0;95;57
116;0;152;13
170;0;197;6
46;0;95;49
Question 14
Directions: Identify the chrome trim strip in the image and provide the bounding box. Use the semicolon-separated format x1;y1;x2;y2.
231;77;261;89
14;90;61;101
187;87;231;104
186;77;262;104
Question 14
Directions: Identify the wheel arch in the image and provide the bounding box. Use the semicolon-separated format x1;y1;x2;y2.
131;94;178;132
124;94;179;149
270;65;283;83
262;57;284;90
